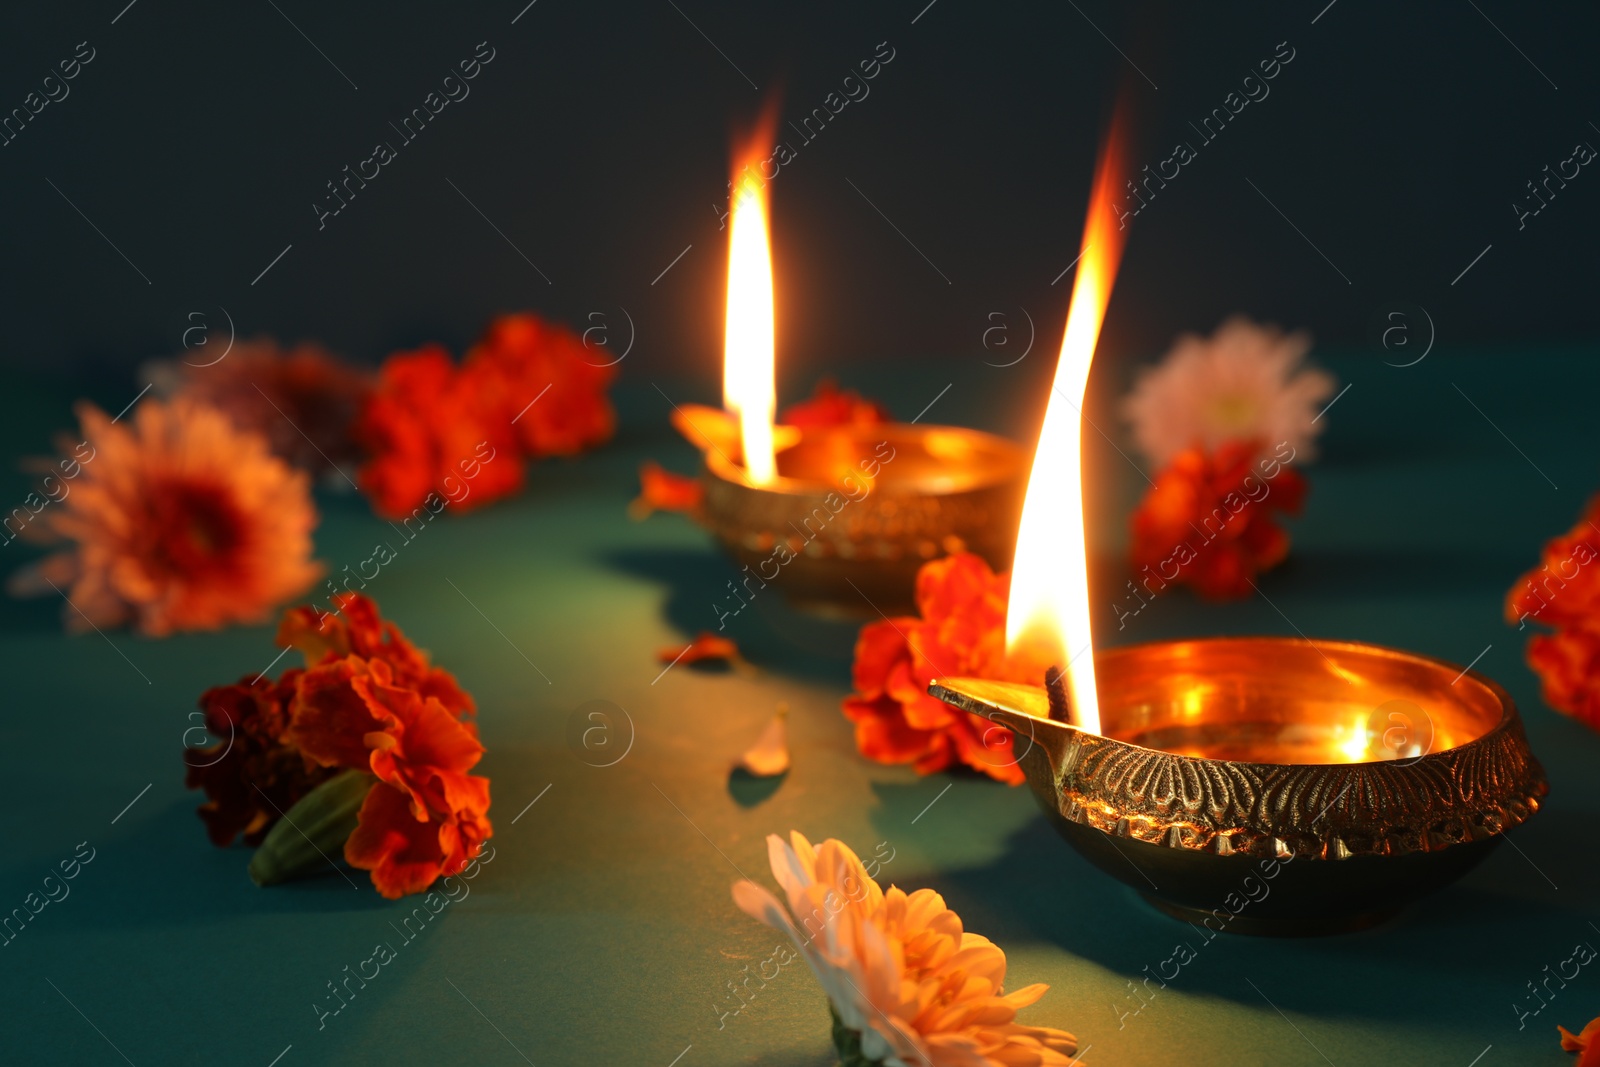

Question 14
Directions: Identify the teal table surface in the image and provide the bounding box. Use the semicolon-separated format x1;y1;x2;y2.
1;349;1596;1067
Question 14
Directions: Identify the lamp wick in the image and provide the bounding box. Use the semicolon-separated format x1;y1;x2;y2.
1044;665;1071;724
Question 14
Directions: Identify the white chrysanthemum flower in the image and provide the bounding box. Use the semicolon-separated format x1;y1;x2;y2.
1122;316;1336;467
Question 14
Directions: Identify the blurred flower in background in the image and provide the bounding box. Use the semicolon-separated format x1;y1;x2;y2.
1118;318;1332;600
779;378;890;429
1506;492;1600;731
466;312;618;458
358;313;618;520
147;338;372;483
1122;316;1335;467
1129;439;1307;601
356;343;525;519
7;397;321;635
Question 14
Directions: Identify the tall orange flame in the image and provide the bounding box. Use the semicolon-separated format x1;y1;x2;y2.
1004;122;1130;735
722;128;778;486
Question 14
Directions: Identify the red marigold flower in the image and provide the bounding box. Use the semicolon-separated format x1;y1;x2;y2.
1524;626;1600;730
1505;495;1600;631
630;461;704;519
466;312;617;459
277;591;475;720
184;671;337;847
1506;491;1600;731
842;553;1029;784
779;379;890;428
7;398;322;635
358;670;489;828
285;656;491;899
347;776;491;901
355;345;524;521
187;592;489;898
272;592;490;898
150;337;373;476
1129;438;1306;601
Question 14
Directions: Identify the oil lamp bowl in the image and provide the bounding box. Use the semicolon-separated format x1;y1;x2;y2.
930;636;1548;936
702;423;1025;614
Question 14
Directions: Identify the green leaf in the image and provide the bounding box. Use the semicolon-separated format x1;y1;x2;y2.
248;769;376;887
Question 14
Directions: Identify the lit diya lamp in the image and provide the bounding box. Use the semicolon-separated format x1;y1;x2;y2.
690;126;1026;614
928;122;1547;935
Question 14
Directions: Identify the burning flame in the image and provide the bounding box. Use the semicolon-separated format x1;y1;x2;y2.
722;135;778;486
1004;122;1130;735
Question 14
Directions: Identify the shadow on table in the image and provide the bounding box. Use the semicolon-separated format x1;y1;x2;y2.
601;546;860;684
872;784;1595;1025
728;768;788;808
26;798;408;933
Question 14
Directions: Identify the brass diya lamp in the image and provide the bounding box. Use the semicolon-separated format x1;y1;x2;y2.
925;122;1547;935
695;132;1025;613
700;423;1025;613
931;638;1547;935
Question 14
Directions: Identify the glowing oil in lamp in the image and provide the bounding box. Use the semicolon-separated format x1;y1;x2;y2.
696;125;1029;614
928;119;1546;935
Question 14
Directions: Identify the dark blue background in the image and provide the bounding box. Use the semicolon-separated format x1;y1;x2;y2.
1;0;1596;385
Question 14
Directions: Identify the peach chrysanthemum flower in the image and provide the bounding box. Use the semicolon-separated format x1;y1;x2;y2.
8;398;322;636
733;832;1078;1067
1121;316;1336;468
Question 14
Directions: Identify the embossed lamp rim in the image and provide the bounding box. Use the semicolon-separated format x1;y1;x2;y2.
929;635;1549;863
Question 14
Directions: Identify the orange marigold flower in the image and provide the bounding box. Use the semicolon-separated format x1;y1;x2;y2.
466;312;617;458
149;337;372;476
1129;438;1306;601
283;652;491;900
348;775;491;901
843;553;1031;784
1560;1017;1600;1067
356;345;524;521
630;461;704;519
187;592;489;899
7;398;322;635
344;663;491;900
184;670;336;847
277;591;475;720
779;378;891;428
277;593;490;898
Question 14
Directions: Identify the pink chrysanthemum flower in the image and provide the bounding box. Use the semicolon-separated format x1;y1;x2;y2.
1121;316;1336;467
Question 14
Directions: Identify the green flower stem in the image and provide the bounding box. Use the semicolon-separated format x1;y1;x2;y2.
830;1005;885;1067
248;769;376;887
